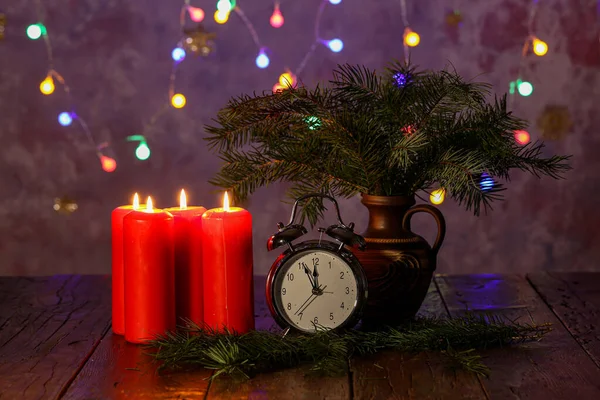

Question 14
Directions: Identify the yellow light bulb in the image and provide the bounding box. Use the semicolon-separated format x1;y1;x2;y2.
40;76;55;95
214;10;229;24
532;38;548;56
279;72;293;87
404;31;420;47
171;93;186;109
430;188;445;205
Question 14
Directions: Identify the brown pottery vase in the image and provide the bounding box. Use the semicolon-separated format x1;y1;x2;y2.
353;194;446;327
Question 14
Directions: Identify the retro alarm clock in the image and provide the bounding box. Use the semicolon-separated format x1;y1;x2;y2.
265;193;368;333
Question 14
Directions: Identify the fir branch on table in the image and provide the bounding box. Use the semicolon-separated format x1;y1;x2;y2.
148;315;551;380
204;61;571;226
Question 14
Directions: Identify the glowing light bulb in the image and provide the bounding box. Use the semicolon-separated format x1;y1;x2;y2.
132;193;140;210
135;142;151;160
517;81;533;97
223;191;230;211
326;38;344;53
214;10;229;24
270;8;284;28
40;76;55;95
393;72;409;87
172;47;186;62
146;196;153;212
273;83;284;92
255;49;270;69
188;6;205;22
58;112;73;126
279;72;294;87
180;189;187;209
304;116;322;130
514;130;530;145
532;38;548;56
100;155;117;172
171;93;186;108
329;0;342;4
217;0;232;13
26;23;45;40
479;173;494;192
430;188;445;205
404;29;420;47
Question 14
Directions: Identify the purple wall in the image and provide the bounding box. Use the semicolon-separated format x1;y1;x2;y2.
0;0;599;276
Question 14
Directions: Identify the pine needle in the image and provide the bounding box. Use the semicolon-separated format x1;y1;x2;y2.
147;315;551;380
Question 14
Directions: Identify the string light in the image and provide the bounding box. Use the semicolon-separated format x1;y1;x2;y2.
214;10;230;24
99;155;117;173
403;28;420;47
517;80;533;97
278;71;295;87
270;2;284;28
532;37;548;56
217;0;234;13
329;0;342;4
430;189;446;205
514;130;531;145
127;135;151;161
39;75;55;95
255;49;270;69
58;112;74;126
398;0;417;63
171;47;186;62
171;93;187;108
187;6;205;22
304;116;322;130
26;23;45;40
479;173;495;192
326;38;344;52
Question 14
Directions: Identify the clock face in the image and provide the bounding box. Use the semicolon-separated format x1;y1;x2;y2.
272;249;360;332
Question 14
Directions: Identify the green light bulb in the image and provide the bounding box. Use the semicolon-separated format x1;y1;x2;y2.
26;23;46;40
135;142;151;160
517;81;533;97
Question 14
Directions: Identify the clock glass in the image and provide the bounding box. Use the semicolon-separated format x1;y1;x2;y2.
272;249;359;332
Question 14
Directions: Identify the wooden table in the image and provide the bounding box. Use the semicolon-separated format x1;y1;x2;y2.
2;273;600;399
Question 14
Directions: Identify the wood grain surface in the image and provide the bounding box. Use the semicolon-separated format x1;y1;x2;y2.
436;273;600;400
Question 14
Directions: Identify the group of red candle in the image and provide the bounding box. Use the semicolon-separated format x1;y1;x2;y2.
111;190;254;344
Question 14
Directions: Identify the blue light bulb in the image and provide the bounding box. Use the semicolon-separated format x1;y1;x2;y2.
327;38;343;53
255;50;270;69
479;173;495;191
393;72;408;87
58;112;73;126
329;0;342;4
171;47;186;62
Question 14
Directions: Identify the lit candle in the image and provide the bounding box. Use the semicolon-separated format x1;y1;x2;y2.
202;192;254;333
111;193;145;335
123;197;175;343
165;190;207;326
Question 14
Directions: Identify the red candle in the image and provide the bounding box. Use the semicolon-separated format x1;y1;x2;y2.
123;197;175;344
202;192;254;333
165;190;206;326
111;193;145;335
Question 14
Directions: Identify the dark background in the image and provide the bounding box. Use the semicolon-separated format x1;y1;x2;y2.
0;0;599;276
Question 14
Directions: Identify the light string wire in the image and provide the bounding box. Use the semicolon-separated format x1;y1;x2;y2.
399;0;411;64
508;0;541;111
32;0;104;164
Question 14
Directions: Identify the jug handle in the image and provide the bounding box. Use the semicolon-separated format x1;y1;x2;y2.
402;204;446;254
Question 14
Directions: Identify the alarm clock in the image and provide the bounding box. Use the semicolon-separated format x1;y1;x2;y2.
265;193;368;333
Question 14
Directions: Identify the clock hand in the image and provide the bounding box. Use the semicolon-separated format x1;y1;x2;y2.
301;262;316;289
294;293;316;316
296;285;328;316
313;264;319;288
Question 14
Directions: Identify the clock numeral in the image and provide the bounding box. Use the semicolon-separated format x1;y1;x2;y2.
329;312;334;320
298;312;303;320
340;271;344;279
287;302;291;310
340;302;345;309
298;262;307;271
312;257;319;266
282;288;286;295
287;273;294;281
345;287;350;294
314;317;319;324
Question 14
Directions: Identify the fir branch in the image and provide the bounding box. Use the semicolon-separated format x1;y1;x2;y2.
148;315;551;380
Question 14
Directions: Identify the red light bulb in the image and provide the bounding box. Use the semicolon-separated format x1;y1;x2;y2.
270;9;284;28
188;6;205;22
100;155;117;172
514;130;530;145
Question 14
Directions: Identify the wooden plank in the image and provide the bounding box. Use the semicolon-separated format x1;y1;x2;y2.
61;333;213;399
350;280;487;400
527;272;600;368
0;275;111;399
436;274;600;399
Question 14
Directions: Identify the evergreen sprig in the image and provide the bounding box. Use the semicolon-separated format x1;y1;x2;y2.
148;315;551;379
205;62;571;225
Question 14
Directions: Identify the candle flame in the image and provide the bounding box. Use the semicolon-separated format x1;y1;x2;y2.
132;193;140;210
180;189;187;210
223;191;230;212
146;196;153;212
